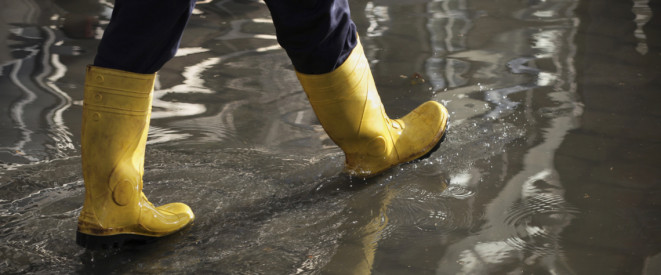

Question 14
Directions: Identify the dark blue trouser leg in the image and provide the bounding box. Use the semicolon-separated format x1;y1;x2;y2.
264;0;357;74
94;0;197;74
93;0;356;75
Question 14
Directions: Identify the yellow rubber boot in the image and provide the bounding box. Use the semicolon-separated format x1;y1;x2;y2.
296;40;449;178
76;66;194;249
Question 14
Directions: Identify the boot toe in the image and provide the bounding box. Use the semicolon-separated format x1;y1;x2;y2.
138;199;195;235
397;101;449;162
344;101;448;178
158;202;195;222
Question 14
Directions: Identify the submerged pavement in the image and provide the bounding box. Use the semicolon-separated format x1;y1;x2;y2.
1;0;661;273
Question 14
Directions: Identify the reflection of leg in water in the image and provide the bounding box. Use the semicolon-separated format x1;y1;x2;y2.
265;0;449;178
645;0;661;64
559;0;661;272
76;0;197;249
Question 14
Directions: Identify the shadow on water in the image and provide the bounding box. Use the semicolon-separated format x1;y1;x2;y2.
1;0;661;274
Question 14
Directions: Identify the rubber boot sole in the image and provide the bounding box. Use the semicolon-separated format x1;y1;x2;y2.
76;231;156;250
415;130;447;161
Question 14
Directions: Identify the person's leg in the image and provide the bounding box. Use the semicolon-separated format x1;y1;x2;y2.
264;0;357;74
94;0;196;74
265;0;449;178
77;0;196;249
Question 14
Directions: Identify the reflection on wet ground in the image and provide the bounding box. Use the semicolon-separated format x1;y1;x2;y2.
1;0;660;273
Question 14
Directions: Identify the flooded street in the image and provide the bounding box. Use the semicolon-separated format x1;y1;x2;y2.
2;0;661;273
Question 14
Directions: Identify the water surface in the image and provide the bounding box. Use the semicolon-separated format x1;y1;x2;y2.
1;0;660;274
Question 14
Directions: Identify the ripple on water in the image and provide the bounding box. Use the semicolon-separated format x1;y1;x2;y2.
503;194;579;254
384;186;475;245
441;185;476;200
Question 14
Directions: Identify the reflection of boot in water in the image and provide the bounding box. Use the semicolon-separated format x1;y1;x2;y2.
76;66;194;249
323;184;396;274
296;39;449;178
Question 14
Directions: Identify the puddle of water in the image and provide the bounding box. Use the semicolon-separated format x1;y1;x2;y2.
1;0;660;274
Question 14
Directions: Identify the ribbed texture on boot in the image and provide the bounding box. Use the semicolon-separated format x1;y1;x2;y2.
77;66;194;248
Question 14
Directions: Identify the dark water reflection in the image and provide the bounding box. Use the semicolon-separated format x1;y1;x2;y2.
1;0;661;273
